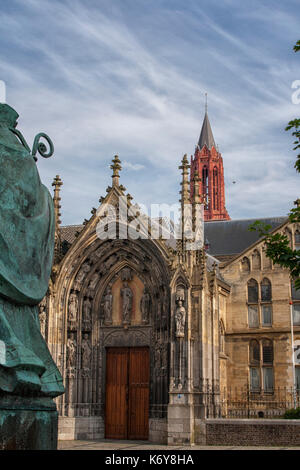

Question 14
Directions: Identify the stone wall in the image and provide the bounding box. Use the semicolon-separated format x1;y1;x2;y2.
198;419;300;446
58;416;104;440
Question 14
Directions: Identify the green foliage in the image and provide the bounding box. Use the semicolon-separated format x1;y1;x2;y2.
283;407;300;419
285;118;300;173
294;40;300;52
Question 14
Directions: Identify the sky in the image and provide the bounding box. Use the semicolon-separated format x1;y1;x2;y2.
0;0;299;225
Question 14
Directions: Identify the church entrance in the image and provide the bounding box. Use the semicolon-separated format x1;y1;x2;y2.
105;346;149;440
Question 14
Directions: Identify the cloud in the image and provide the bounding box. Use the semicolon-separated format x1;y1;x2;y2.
0;0;298;225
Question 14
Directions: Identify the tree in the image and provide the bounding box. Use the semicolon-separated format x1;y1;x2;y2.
249;41;300;290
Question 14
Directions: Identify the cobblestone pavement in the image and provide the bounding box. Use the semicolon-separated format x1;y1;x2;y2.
58;439;300;450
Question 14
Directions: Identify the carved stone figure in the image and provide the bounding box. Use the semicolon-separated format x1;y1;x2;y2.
121;267;132;282
82;297;92;324
121;282;133;324
75;262;90;283
140;288;151;323
68;292;78;322
67;333;77;369
81;334;92;369
39;298;47;338
103;288;113;324
175;300;186;338
88;272;99;290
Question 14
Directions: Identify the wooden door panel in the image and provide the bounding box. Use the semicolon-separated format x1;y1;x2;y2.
105;348;128;439
128;347;149;440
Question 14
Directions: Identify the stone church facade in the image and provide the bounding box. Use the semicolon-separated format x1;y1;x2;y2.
41;114;300;444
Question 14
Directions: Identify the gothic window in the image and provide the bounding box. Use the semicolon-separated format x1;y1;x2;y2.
249;339;274;392
247;278;272;328
213;167;219;211
262;339;274;391
202;166;209;210
296;367;300;391
241;257;250;273
248;305;259;328
250;340;260;364
293;304;300;326
248;279;258;303
252;250;261;270
261;278;272;302
250;340;260;390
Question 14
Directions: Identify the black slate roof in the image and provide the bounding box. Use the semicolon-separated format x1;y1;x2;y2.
204;217;287;257
198;112;216;150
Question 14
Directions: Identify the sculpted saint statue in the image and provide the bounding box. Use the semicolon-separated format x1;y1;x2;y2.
81;334;92;369
121;282;133;324
82;297;92;323
103;288;113;324
69;292;78;322
175;300;186;338
0;104;64;397
67;334;77;369
140;288;151;323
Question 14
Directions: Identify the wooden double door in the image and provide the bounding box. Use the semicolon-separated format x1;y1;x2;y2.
105;347;149;440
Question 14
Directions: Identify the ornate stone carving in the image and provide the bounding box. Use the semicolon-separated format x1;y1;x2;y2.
175;299;186;338
88;272;99;290
76;262;91;282
67;333;77;369
103;287;113;325
68;291;78;324
121;282;133;325
140;288;151;324
120;267;132;281
82;297;92;329
81;333;92;370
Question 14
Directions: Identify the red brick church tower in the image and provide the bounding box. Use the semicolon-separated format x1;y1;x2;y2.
190;110;230;221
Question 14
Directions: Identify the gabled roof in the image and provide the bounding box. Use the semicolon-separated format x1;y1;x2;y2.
204;217;287;257
198;112;216;150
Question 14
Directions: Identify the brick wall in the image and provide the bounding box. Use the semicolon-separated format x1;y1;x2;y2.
202;419;300;446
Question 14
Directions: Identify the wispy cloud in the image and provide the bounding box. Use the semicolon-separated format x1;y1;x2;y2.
0;0;298;224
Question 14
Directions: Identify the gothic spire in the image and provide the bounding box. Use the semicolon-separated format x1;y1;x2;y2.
52;175;63;228
198;112;216;150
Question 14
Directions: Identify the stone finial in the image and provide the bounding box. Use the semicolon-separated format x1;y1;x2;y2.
179;154;190;205
110;155;122;187
52;175;63;227
192;170;201;205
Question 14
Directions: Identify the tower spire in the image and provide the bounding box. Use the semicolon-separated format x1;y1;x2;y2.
198;110;216;150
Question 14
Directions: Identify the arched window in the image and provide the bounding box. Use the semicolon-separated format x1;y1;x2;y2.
285;228;292;246
213;166;219;211
262;339;274;391
252;250;261;270
249;339;274;391
202;166;209;210
250;340;260;364
261;278;272;302
248;279;258;303
241;256;250;273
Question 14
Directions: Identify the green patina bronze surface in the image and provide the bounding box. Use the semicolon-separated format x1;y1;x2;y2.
0;103;64;399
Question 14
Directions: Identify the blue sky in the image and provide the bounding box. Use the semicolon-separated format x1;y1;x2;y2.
1;0;299;224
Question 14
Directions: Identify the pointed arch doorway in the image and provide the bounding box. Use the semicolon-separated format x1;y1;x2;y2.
105;346;150;440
